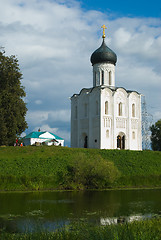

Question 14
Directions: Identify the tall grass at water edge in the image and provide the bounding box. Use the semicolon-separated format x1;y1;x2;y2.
1;218;161;240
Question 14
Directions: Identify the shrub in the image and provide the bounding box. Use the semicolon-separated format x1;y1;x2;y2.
61;153;120;190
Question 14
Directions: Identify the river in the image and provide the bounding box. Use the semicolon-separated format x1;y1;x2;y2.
0;189;161;232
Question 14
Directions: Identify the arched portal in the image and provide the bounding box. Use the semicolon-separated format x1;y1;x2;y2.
82;133;88;148
84;136;88;148
117;133;125;149
122;135;125;149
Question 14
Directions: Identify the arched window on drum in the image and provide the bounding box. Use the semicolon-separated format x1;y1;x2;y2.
102;70;104;85
109;71;112;85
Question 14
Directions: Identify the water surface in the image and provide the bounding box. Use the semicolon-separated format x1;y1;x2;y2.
0;189;161;232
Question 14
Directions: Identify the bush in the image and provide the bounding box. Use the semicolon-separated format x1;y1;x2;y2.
60;153;120;190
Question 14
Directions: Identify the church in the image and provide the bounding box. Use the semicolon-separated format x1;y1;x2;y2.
71;25;142;150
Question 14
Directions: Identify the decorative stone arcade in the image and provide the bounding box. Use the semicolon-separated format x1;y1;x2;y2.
71;25;142;150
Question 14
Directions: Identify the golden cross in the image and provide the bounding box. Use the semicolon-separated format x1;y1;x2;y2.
101;24;107;38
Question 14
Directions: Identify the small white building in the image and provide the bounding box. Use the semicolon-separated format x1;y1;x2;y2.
70;26;142;150
23;131;64;146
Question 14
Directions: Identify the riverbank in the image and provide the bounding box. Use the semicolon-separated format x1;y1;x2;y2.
1;218;161;240
0;146;161;191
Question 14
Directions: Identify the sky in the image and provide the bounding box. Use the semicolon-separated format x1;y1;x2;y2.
0;0;161;146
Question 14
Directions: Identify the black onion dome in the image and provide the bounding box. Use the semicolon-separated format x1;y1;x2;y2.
90;39;117;66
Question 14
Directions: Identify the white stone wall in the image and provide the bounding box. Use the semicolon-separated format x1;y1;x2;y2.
71;86;142;150
100;87;113;149
71;88;100;148
89;88;100;148
128;92;142;150
71;95;78;147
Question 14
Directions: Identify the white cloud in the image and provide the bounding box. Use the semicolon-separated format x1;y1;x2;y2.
113;28;131;47
33;124;58;133
35;100;42;105
26;111;49;126
0;0;161;146
153;112;161;121
27;109;70;126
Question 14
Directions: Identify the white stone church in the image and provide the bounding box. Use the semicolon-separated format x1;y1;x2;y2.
71;26;142;150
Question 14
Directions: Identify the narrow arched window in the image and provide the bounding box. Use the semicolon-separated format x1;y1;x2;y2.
96;101;98;115
109;71;112;85
102;71;104;85
106;130;109;138
105;101;108;115
132;103;135;117
132;131;135;139
118;102;122;116
94;71;97;86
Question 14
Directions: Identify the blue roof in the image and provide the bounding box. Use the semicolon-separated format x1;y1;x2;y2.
24;131;63;140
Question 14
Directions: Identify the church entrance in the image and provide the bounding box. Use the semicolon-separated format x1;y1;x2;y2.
81;133;88;148
117;134;125;149
84;136;88;148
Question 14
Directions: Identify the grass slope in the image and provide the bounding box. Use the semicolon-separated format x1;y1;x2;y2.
0;146;161;191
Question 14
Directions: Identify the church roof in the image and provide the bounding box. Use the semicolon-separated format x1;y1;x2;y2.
90;38;117;66
24;131;63;140
71;86;140;98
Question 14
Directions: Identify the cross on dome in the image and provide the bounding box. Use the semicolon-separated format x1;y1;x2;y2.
101;24;107;38
90;25;117;66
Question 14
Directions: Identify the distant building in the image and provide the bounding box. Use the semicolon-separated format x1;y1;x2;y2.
70;25;142;150
23;131;64;146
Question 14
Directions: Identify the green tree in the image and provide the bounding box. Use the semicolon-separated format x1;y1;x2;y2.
0;49;28;146
150;119;161;151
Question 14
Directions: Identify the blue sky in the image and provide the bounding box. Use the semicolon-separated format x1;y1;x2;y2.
81;0;161;18
0;0;161;146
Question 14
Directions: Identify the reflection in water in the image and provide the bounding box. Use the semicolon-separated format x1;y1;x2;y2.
100;214;152;225
0;189;161;232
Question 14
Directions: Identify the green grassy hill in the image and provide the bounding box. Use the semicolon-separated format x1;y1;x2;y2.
0;146;161;191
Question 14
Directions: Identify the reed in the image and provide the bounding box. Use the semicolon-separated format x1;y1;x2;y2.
1;218;161;240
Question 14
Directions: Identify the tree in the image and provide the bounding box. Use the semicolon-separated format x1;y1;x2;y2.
0;49;28;146
150;119;161;151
